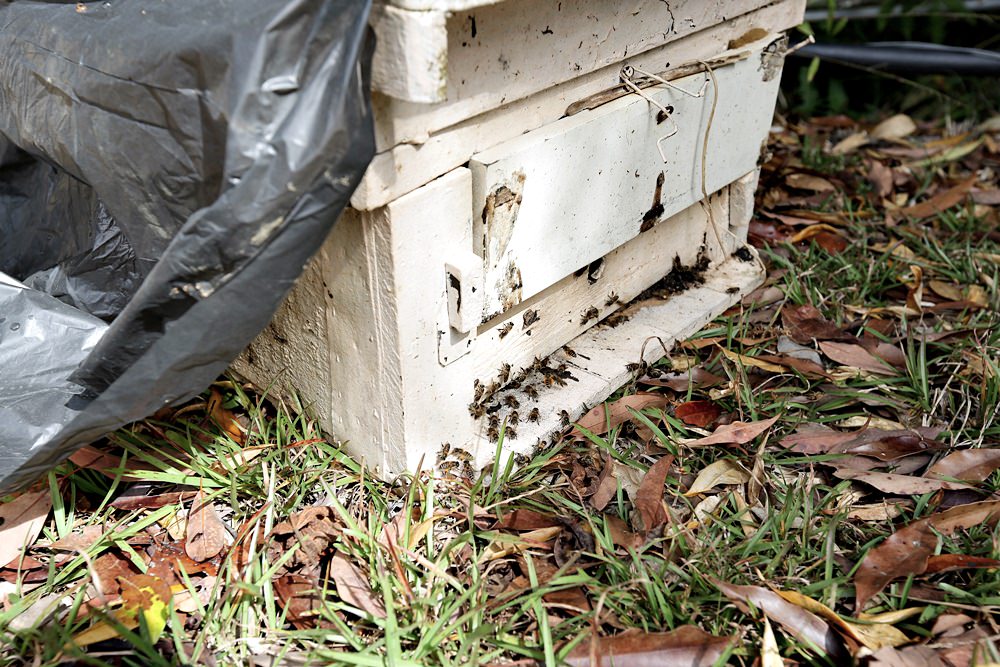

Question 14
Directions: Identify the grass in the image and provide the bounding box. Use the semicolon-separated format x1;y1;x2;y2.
2;117;1000;666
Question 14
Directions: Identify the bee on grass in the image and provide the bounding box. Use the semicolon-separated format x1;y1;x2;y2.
498;322;514;339
580;306;599;325
523;309;540;327
509;410;519;424
498;363;512;384
559;410;571;427
503;395;520;409
528;407;540;423
605;292;620;307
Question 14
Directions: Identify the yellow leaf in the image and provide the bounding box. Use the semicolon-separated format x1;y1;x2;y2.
720;348;787;373
685;460;750;496
68;612;140;649
480;526;562;562
857;607;925;625
905;137;984;168
761;616;783;667
120;574;171;642
775;589;909;651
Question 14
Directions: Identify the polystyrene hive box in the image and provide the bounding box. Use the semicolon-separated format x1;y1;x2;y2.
233;0;807;477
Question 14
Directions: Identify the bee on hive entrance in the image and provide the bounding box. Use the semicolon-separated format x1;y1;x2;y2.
528;407;540;422
498;322;514;339
506;426;518;440
523;309;540;327
580;306;599;324
488;413;500;429
605;292;620;307
509;410;519;424
468;402;486;418
503;395;520;409
524;384;539;399
498;363;511;384
437;442;451;460
473;379;485;403
559;410;571;427
726;286;740;294
487;425;500;442
562;345;577;358
452;448;472;462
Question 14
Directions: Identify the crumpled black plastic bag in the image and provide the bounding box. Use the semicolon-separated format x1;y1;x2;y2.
0;0;374;493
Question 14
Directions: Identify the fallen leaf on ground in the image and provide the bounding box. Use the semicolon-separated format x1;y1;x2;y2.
185;491;229;563
269;506;340;576
643;368;726;392
674;401;721;427
330;552;386;619
47;525;104;552
819;341;896;375
574;393;669;438
855;500;1000;609
686;416;779;448
868;645;948;667
635;456;673;532
761;616;782;667
786;173;836;192
565;625;735;667
498;509;562;531
829;466;970;494
720;348;787;373
776;589;909;651
713;579;845;657
0;489;52;568
685;460;750;496
481;526;562;562
899;176;977;219
208;388;246;444
871;114;917;141
782;304;852;344
110;489;198;511
923;554;1000;574
925;449;1000;483
832;131;869;155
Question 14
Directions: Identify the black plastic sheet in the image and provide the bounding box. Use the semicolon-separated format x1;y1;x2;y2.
0;0;375;492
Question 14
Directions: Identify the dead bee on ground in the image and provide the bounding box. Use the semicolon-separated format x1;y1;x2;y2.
514;453;531;466
528;407;540;423
605;292;620;307
523;309;540;327
498;322;514;339
503;395;520;409
580;306;599;325
473;379;485;403
498;362;512;384
468;402;486;418
437;442;451;460
524;384;539;399
625;361;648;373
562;345;577;358
485;381;500;397
559;410;571;427
509;410;519;424
726;286;740;294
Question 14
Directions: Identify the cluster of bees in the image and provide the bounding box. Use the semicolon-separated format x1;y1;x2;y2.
467;351;579;443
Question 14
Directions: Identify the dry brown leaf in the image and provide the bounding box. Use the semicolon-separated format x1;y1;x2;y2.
0;489;52;568
899;176;977;219
782;304;853;344
830;466;970;494
786;173;836;192
269;506;340;576
776;589;909;651
869;645;949;667
185;491;229;563
497;509;562;531
925;449;1000;483
855;500;1000;609
635;456;673;533
589;458;618;512
780;424;858;454
574;393;669;438
47;525;104;552
565;625;735;667
686;416;779;448
720;348;787;373
870;114;917;141
330;551;386;619
674;401;721;428
684;460;750;496
207;388;246;444
713;579;845;657
923;554;1000;574
481;526;562;562
819;341;896;375
643;368;726;392
845;502;910;522
869;160;894;199
832;131;869;155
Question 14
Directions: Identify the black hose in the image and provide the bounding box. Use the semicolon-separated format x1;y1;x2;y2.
792;41;1000;75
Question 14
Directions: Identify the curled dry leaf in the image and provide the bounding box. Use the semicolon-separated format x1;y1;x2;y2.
923;554;1000;574
574;393;669;438
855;500;1000;609
776;589;909;652
712;579;845;658
818;341;896;376
565;625;735;667
686;416;779;448
644;368;726;392
899;175;977;220
870;114;917;141
761;616;782;667
207;388;246;444
268;506;340;576
720;348;786;373
781;304;852;344
0;489;52;568
684;460;750;496
830;466;970;494
925;449;1000;483
185;491;229;563
635;456;673;533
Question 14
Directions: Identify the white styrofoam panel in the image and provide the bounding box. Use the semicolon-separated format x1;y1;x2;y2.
370;4;449;104
353;0;806;208
469;48;782;321
370;0;784;143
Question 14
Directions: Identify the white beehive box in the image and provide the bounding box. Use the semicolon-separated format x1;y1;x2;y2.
234;0;806;476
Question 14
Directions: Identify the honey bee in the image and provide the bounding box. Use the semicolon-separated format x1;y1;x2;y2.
498;363;511;384
562;345;577;358
531;356;545;371
528;407;540;423
523;309;540;327
473;379;485;403
485;381;500;397
580;306;599;324
605;292;621;307
506;426;518;440
437;442;451;460
439;460;459;474
452;448;473;462
488;413;500;429
468;402;486;418
503;395;520;409
559;410;571;427
498;322;514;339
524;385;539;399
625;361;647;373
487;426;500;442
509;410;520;424
726;286;740;294
461;461;475;479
